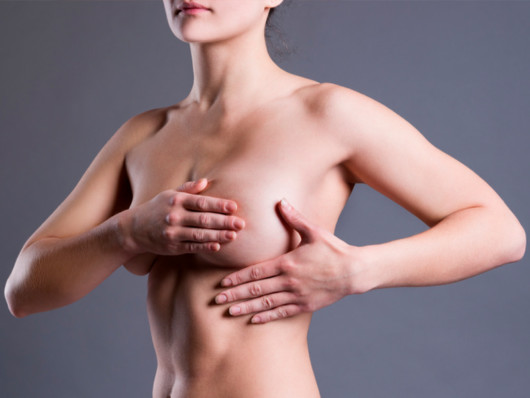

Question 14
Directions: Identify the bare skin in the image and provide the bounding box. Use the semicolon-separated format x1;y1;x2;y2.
4;1;526;398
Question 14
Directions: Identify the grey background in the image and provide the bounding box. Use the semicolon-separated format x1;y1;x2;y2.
1;1;528;397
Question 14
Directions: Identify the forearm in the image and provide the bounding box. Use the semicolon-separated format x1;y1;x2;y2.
358;206;526;292
5;211;134;317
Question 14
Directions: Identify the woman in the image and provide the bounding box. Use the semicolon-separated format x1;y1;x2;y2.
5;1;526;397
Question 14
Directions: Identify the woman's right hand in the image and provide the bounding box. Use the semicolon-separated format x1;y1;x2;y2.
120;178;245;256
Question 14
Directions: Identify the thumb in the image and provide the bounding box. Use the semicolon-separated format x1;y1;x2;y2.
278;199;316;243
176;178;208;194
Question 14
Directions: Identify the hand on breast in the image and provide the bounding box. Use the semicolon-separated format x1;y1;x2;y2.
193;178;297;268
122;179;246;257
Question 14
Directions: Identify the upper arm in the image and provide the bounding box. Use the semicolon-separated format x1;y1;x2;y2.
23;107;167;249
320;83;509;227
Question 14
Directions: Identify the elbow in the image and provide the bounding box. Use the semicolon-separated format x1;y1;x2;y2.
4;280;29;318
500;217;526;265
7;304;29;319
511;223;526;262
5;271;76;318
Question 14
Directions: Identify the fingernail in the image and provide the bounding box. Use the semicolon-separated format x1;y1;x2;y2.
215;294;227;304
280;198;289;208
251;316;261;324
226;202;237;212
227;231;236;240
221;279;232;287
229;306;241;315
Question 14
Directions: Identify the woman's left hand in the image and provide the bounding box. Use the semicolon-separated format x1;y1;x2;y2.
214;199;370;324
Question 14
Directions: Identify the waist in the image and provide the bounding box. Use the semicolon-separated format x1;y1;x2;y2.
147;255;312;350
148;256;317;397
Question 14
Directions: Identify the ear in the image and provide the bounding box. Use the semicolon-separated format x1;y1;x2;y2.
265;0;284;11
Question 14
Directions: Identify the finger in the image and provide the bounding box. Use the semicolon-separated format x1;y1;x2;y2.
250;304;303;324
180;212;245;231
220;259;283;287
176;178;208;194
181;194;238;214
179;227;238;243
227;292;298;316
278;199;317;243
178;241;221;254
215;277;288;304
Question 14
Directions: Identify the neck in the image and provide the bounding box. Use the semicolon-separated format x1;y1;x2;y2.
186;22;283;113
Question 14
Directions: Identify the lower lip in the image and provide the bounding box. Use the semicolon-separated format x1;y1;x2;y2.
179;8;210;15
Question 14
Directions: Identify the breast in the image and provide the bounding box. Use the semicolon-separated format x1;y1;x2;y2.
126;100;350;270
191;169;302;268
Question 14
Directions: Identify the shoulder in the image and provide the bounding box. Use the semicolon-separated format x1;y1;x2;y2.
105;106;170;156
301;82;395;125
300;82;424;150
115;106;169;143
298;82;367;113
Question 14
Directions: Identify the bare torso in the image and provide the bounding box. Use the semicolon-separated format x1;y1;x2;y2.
125;78;354;397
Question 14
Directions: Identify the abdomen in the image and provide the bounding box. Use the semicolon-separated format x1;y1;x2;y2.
147;176;321;398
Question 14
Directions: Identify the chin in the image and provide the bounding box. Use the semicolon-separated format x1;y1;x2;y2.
172;28;218;44
170;22;250;45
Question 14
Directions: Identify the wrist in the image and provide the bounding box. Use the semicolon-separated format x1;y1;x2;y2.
114;209;142;257
345;244;380;295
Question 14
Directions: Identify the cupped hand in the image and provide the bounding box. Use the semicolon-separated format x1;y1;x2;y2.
121;178;245;256
214;199;369;324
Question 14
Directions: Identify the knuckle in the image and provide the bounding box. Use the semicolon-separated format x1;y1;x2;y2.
171;193;182;206
276;307;288;319
223;230;235;240
228;216;237;228
284;276;299;290
162;228;174;241
203;243;216;252
233;273;243;285
279;258;296;273
225;290;237;301
198;213;210;227
248;283;262;297
196;197;207;210
198;243;210;252
227;216;237;229
249;266;261;280
194;243;208;252
240;303;249;313
261;295;274;309
220;200;231;212
166;212;179;225
183;242;195;252
191;229;205;241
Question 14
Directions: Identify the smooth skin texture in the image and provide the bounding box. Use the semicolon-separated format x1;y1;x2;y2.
4;0;526;397
214;86;528;323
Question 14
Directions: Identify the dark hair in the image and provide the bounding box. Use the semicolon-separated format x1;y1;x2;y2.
265;1;295;60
